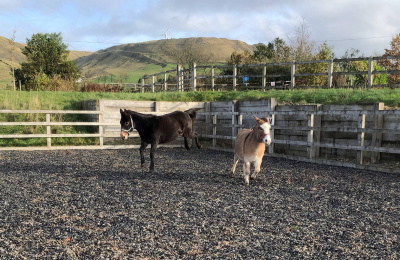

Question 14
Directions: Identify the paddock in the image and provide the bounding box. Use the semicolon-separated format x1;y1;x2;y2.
0;148;399;259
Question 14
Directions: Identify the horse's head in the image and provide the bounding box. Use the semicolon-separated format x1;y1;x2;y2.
120;109;134;140
253;116;272;145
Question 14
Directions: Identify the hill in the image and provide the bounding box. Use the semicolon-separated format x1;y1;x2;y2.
0;35;92;86
74;37;255;79
1;36;254;84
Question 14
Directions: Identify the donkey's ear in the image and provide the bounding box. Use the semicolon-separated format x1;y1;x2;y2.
120;109;124;114
264;116;270;124
253;116;260;121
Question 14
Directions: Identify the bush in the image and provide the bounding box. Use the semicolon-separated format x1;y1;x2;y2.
26;73;79;91
81;83;121;92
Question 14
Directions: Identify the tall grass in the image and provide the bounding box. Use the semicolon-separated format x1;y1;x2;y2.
1;88;400;110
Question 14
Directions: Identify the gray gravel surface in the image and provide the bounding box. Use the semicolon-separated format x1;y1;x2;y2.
0;148;399;259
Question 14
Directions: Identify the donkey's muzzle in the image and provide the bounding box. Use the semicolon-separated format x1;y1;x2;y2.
120;130;129;140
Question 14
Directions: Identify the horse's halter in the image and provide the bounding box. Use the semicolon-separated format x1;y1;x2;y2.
121;114;134;134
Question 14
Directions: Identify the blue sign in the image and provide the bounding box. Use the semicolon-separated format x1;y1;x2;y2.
243;76;249;84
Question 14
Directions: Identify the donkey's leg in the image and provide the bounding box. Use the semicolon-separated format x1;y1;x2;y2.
193;132;202;149
149;141;158;172
140;141;148;169
243;160;251;185
183;125;202;149
184;137;190;150
251;158;263;179
231;154;240;174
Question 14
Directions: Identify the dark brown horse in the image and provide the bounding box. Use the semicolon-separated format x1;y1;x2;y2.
120;108;201;172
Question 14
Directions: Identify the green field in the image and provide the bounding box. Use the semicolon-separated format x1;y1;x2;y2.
92;63;178;84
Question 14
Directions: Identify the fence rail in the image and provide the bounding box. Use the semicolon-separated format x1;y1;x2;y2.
136;56;400;92
1;103;399;174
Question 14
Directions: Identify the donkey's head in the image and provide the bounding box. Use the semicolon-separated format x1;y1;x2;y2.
120;109;134;140
253;116;272;145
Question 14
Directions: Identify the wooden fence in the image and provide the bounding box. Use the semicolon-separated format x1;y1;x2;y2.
137;56;400;92
1;100;399;174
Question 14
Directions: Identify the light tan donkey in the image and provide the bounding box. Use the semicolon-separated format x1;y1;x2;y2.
231;116;272;185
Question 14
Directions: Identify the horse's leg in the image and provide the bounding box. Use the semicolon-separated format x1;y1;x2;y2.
193;132;202;149
243;160;251;185
231;154;240;174
149;141;157;172
184;137;190;150
140;140;148;169
251;159;262;179
183;127;202;149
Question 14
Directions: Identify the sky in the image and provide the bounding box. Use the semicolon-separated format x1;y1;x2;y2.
0;0;399;57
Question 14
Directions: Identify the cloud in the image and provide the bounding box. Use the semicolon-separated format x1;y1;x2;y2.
0;0;398;56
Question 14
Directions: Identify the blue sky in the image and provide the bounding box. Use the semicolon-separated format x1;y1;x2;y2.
0;0;399;57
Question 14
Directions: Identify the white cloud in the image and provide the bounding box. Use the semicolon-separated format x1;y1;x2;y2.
0;0;399;56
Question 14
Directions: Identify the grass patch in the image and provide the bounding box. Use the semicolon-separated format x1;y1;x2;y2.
92;63;177;84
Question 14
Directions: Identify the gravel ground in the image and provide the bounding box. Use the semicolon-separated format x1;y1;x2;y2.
0;148;399;259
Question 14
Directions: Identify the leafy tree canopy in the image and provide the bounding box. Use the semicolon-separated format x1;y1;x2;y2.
378;34;400;84
15;32;80;90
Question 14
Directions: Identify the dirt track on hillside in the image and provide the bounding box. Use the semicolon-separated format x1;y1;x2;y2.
0;148;399;259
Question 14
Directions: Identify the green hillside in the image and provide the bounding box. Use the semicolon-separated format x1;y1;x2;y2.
74;37;255;80
1;35;254;87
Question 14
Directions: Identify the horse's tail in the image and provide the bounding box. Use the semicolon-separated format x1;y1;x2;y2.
185;109;197;119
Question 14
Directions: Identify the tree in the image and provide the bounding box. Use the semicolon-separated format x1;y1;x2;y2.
228;51;254;65
253;38;290;63
304;42;336;87
288;20;315;61
253;43;274;62
339;49;368;87
378;34;400;85
15;32;80;90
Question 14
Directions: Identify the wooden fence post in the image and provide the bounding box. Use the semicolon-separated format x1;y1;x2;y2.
211;66;215;91
231;101;237;148
238;114;243;132
268;98;276;154
357;113;366;164
99;112;104;147
327;59;333;88
233;65;237;91
262;65;267;91
307;104;322;158
46;113;51;148
307;113;315;159
212;114;217;147
192;63;196;91
176;65;181;91
151;75;155;93
368;57;374;89
164;72;168;91
290;61;295;90
205;102;211;139
99;100;104;147
141;77;144;93
371;102;384;163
